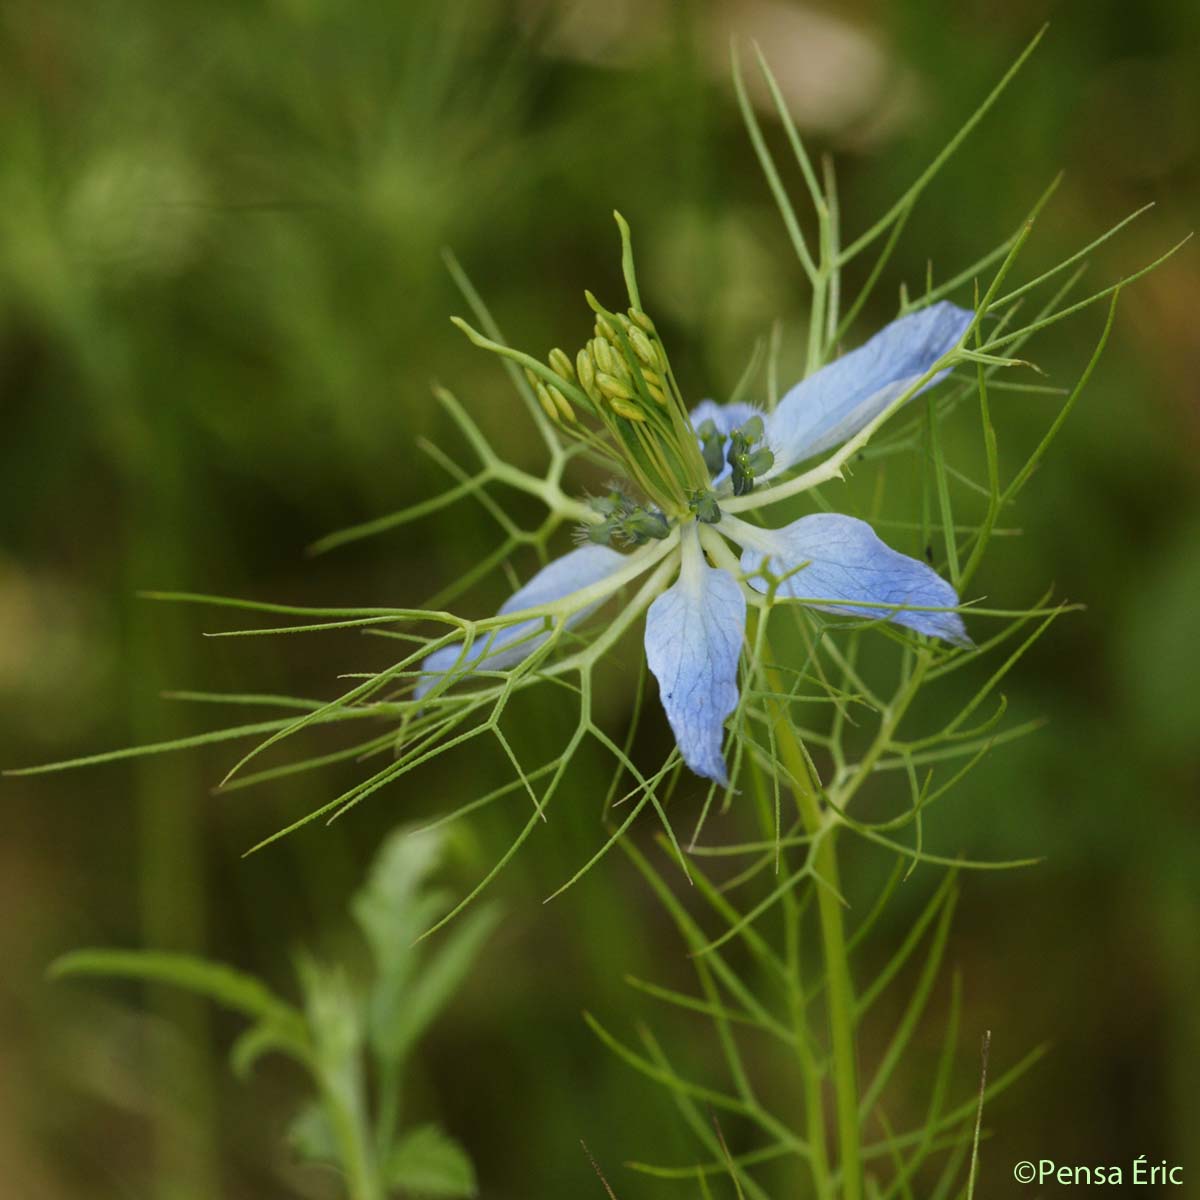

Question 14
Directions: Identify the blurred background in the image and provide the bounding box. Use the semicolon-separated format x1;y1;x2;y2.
2;0;1197;1196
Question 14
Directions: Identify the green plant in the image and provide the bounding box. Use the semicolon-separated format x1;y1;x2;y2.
52;827;496;1200
15;26;1188;1199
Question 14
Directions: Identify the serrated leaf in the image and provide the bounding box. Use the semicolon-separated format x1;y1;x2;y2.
294;957;377;1185
385;1124;477;1198
353;826;447;994
296;955;365;1083
350;825;498;1066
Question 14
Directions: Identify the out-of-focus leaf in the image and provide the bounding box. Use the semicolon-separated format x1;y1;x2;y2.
295;956;377;1185
374;903;500;1065
296;954;364;1089
52;949;312;1085
230;1019;309;1079
352;825;498;1064
353;826;448;992
51;949;305;1040
385;1124;477;1198
287;1101;340;1167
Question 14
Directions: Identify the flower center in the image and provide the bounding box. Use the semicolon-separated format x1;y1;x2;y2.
695;414;775;496
532;296;713;519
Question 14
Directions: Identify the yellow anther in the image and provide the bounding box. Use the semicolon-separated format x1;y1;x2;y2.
630;308;655;333
576;349;596;396
595;371;634;401
610;398;646;421
591;337;616;375
645;380;668;407
627;326;657;368
535;382;559;423
548;348;574;382
547;383;575;423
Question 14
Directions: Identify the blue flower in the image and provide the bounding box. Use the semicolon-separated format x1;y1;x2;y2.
414;544;626;702
765;302;971;472
425;302;972;785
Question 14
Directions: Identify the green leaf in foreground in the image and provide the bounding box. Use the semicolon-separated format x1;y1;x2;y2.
386;1124;478;1198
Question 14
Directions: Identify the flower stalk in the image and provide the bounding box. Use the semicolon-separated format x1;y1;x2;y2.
759;619;863;1200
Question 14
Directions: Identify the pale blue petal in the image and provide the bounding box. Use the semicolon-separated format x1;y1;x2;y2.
768;302;972;471
644;532;746;784
738;513;970;645
415;544;627;699
689;399;761;437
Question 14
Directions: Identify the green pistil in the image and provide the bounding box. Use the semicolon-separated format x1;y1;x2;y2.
688;488;722;524
584;490;672;546
726;416;775;497
696;419;727;477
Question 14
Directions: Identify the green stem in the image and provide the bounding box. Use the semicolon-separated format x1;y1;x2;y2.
760;628;863;1200
748;751;832;1199
321;1080;382;1200
793;915;834;1200
801;803;862;1200
374;1059;401;1166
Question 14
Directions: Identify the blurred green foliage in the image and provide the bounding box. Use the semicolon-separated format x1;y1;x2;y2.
53;826;495;1199
2;1;1197;1196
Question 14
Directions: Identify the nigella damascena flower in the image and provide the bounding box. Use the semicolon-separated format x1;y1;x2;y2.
424;296;973;785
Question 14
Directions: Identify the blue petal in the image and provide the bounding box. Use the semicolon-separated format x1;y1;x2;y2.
689;399;761;437
644;531;746;784
738;513;970;645
415;544;627;699
768;302;972;471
